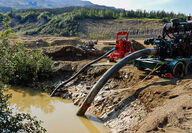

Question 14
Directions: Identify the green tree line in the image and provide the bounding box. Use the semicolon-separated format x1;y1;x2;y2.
72;8;185;20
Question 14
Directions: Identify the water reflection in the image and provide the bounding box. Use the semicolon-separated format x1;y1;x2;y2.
6;87;66;114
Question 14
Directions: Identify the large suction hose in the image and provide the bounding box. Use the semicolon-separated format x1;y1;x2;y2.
50;48;116;97
77;48;157;116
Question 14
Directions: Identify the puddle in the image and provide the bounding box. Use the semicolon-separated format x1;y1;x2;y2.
5;88;107;133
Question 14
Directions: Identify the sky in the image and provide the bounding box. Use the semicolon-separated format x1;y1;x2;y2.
86;0;191;15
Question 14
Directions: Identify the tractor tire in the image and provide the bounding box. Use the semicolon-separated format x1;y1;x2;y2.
172;61;185;78
185;61;192;75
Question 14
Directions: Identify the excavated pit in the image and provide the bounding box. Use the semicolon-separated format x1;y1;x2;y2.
50;44;192;133
16;37;192;133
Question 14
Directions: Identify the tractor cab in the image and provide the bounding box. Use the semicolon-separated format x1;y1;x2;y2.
108;32;134;62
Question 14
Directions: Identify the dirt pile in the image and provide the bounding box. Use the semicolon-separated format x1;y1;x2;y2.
51;39;82;46
135;78;192;133
45;45;104;61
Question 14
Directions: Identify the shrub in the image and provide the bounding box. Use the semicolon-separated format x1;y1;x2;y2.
0;42;53;84
0;16;54;85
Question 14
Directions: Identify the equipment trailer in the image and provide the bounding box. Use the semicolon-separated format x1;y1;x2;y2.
134;57;192;78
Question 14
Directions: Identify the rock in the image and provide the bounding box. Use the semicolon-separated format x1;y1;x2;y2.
62;91;72;99
61;64;72;72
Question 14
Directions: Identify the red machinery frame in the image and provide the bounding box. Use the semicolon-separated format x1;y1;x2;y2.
108;32;134;61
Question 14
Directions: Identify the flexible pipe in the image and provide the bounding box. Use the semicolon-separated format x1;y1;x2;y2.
50;48;116;97
77;48;157;116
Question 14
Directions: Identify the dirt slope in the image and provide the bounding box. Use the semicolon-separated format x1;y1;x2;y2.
79;19;163;39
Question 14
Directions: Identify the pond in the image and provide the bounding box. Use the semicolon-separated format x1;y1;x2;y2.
6;88;107;133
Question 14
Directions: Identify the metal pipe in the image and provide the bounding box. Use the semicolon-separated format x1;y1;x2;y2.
77;48;157;116
50;48;116;97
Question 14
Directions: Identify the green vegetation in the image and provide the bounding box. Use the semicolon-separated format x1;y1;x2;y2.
6;7;186;37
0;88;46;132
0;16;53;85
0;15;54;132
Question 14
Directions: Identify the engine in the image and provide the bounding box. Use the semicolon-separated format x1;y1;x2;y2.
144;18;192;60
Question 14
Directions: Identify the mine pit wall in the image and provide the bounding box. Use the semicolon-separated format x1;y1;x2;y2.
78;19;163;39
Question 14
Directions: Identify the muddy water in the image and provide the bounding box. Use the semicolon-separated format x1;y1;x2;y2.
6;88;107;133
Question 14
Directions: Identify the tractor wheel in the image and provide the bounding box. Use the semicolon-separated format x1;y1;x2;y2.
172;62;185;78
185;61;192;75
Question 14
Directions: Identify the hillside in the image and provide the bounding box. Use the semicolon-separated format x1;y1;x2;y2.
0;7;12;13
79;19;163;39
0;0;94;9
6;7;186;39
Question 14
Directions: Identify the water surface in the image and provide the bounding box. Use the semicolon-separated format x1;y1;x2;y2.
6;88;107;133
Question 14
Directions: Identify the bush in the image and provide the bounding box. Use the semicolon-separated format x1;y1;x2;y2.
0;42;53;84
0;88;46;132
0;16;53;85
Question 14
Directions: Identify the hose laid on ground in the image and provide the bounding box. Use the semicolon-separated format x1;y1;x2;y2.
76;48;157;116
50;48;116;97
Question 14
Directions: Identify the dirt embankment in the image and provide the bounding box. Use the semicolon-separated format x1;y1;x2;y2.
15;37;192;132
79;19;164;39
65;65;192;133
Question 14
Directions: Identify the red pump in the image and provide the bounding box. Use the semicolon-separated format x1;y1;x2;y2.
108;32;135;62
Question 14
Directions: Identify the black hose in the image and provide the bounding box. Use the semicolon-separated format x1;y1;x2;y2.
50;48;116;97
77;48;157;116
